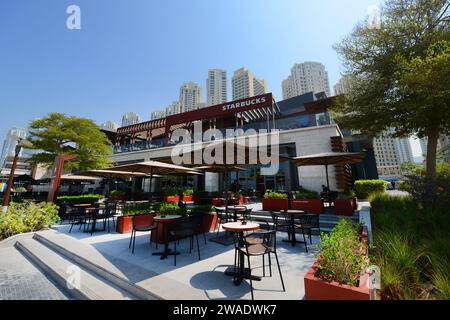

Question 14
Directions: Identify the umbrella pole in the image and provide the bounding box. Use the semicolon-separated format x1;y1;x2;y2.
325;163;330;191
149;169;153;204
224;166;229;210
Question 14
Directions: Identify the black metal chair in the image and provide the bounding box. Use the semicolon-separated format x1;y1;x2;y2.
68;207;89;233
270;211;291;238
102;201;117;232
169;216;202;266
294;214;320;244
214;207;231;237
129;215;157;254
233;230;285;300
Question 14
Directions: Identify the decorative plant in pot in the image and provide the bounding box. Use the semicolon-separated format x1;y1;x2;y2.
262;191;289;211
116;203;154;234
304;219;370;300
182;188;194;202
333;190;356;216
163;187;180;203
110;190;126;202
189;204;217;233
291;190;324;214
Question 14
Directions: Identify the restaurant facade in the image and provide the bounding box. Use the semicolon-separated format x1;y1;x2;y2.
108;92;377;196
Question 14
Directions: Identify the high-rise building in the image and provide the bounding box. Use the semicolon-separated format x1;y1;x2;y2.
166;101;181;116
100;121;119;132
0;128;28;167
151;110;166;120
333;75;354;96
206;69;228;106
122;112;143;127
232;67;268;100
282;62;330;99
179;82;203;112
420;135;450;162
373;128;414;176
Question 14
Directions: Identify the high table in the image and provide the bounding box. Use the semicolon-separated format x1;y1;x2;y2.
281;210;308;250
222;221;261;285
152;215;182;260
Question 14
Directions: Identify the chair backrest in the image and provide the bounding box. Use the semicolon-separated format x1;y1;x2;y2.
294;213;320;228
169;216;196;238
270;211;288;228
132;214;154;229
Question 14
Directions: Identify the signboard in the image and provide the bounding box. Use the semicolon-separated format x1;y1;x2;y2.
164;93;273;138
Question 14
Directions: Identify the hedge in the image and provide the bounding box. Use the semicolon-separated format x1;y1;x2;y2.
354;180;387;199
56;194;104;205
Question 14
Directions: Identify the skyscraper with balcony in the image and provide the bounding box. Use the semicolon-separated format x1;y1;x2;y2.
206;69;228;106
282;62;330;99
232;67;268;100
179;82;203;112
122;112;143;127
333;74;354;95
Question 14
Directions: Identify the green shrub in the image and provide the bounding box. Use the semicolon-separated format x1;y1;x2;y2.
153;202;186;216
294;189;320;199
182;188;194;196
190;204;215;215
263;191;288;199
0;201;60;240
315;219;368;286
336;189;356;200
57;194;104;205
110;190;125;197
354;180;387;198
163;187;179;197
122;203;152;216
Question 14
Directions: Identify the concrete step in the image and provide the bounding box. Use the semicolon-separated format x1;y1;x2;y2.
15;238;137;300
33;231;210;300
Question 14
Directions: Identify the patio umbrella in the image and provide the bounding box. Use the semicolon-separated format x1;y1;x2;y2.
106;160;197;201
162;140;290;208
291;152;365;191
60;174;102;181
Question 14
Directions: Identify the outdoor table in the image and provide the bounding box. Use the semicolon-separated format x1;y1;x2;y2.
152;215;182;260
222;221;261;285
81;206;106;234
281;210;307;247
215;206;247;222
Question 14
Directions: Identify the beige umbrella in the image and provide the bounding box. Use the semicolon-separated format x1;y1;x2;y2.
60;174;101;181
107;160;197;201
292;152;365;191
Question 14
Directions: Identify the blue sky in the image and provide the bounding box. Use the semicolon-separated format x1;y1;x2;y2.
0;0;422;156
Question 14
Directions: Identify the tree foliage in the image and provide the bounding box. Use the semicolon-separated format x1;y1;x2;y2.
28;113;113;170
331;0;450;178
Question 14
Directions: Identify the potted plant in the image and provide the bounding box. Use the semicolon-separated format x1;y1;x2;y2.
333;190;356;216
291;190;324;214
110;190;126;202
116;203;154;234
304;219;370;300
182;188;194;202
163;187;180;203
262;191;289;211
190;204;217;233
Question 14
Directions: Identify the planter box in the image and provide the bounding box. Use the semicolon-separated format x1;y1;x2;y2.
238;195;249;205
263;198;289;211
304;261;370;300
182;195;193;202
116;214;154;234
163;195;180;203
202;213;218;233
291;199;324;214
333;199;355;216
110;195;125;202
211;198;223;206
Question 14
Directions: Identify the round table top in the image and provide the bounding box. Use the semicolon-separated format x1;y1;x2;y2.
73;204;95;207
222;221;260;232
283;210;305;215
153;215;182;222
216;206;247;211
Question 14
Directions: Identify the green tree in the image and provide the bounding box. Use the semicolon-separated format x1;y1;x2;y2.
28;113;113;170
332;0;450;183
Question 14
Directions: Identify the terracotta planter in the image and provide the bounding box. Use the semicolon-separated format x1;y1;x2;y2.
291;199;324;214
333;199;355;216
263;198;289;211
182;195;193;202
116;214;155;234
238;195;249;205
304;261;370;300
163;195;180;203
211;198;223;206
111;195;125;202
202;213;218;232
353;197;359;211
